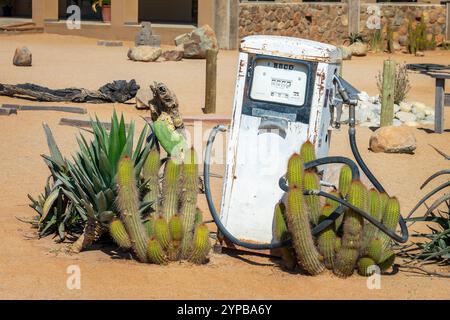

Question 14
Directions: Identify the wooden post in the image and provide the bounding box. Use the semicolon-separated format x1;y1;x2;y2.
446;3;450;41
204;49;218;114
348;0;361;36
380;59;396;127
434;78;445;134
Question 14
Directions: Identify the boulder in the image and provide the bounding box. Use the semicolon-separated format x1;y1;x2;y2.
369;126;417;154
162;45;184;61
180;25;218;59
395;111;417;123
339;46;352;60
174;33;190;46
135;87;152;110
13;46;32;66
127;46;162;62
348;42;367;57
399;101;412;112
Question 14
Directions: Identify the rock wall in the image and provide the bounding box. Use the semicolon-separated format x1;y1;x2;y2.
239;2;447;46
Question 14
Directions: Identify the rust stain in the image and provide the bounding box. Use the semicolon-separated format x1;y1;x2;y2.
238;59;246;78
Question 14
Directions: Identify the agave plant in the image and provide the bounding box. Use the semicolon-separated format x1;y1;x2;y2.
29;111;154;252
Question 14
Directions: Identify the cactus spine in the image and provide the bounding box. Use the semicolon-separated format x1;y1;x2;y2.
286;185;325;275
334;180;367;278
161;158;181;222
318;204;337;269
357;257;377;276
168;215;184;261
143;149;161;214
189;224;211;264
300;141;316;165
366;238;383;263
339;165;352;198
303;170;321;225
116;156;149;262
147;238;167;265
181;148;199;258
274;202;296;270
154;215;171;250
362;189;383;251
380;197;400;250
109;218;132;249
287;154;304;188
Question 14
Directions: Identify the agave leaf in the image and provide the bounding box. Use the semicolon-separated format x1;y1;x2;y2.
39;214;57;237
95;191;107;213
108;111;121;173
118;113;127;151
99;211;115;225
133;124;148;161
39;188;60;223
42;123;65;167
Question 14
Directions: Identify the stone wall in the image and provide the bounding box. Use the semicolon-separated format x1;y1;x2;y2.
239;3;349;45
239;2;448;46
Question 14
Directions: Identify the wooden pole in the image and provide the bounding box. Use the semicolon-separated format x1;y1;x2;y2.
204;49;218;114
380;59;396;127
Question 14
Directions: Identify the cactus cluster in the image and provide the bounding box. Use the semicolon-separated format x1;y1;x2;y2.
274;141;401;277
113;147;210;265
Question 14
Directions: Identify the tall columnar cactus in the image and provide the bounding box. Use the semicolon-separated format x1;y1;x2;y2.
334;180;367;278
144;217;155;237
362;188;383;251
300;140;316;164
109;218;132;249
380;197;400;250
287;154;304;188
325;190;342;231
318;204;338;269
161;158;181;222
189;224;211;264
147;238;167;265
379;192;389;215
154;215;171;250
286;185;325;275
339;165;352;198
181;148;199;258
274;202;296;270
117;156;149;262
303;170;321;225
143;149;161;214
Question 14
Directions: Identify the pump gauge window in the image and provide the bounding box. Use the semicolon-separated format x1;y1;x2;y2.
250;59;308;107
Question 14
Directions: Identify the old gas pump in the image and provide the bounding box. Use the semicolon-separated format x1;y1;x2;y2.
203;35;408;252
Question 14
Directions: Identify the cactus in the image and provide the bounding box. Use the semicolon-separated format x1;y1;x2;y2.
189;224;211;264
303;170;321;225
366;238;383;263
143;217;155;237
168;215;184;261
143;149;161;214
286;185;324;275
379;192;389;214
147;238;167;265
195;208;203;227
338;165;352;198
335;237;342;252
181;148;199;258
153;120;187;158
378;250;395;272
286;154;304;188
326;190;343;231
362;189;383;251
154;215;171;250
116;156;149;262
300;141;316;164
109;218;132;249
161;158;181;222
318;204;337;269
274;202;296;270
357;257;377;276
334;180;367;278
380;197;400;250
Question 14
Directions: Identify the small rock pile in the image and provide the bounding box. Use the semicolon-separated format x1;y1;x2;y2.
340;92;435;127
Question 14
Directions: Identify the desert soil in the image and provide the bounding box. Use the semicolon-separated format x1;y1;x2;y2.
0;34;449;299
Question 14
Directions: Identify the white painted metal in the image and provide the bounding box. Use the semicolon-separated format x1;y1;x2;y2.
220;36;341;244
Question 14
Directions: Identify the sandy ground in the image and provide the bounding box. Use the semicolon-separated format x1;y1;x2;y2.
0;34;449;300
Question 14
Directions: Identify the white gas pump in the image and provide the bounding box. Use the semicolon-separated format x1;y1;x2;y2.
212;36;342;246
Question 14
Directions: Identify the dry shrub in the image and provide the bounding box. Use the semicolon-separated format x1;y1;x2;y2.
376;63;411;105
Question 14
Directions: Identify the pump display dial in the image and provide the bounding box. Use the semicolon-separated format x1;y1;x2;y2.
250;59;308;107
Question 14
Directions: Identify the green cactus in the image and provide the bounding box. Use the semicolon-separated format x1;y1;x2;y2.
318;204;337;270
303;170;321;225
300;141;316;164
116;156;149;262
161;158;181;222
189;224;211;264
334;180;367;278
143;217;155;237
168;215;184;261
366;238;383;263
286;185;324;275
338;165;352;198
357;257;377;276
325;190;343;231
154;215;171;250
195;208;203;227
153;120;187;158
335;237;342;252
378;250;395;272
274;202;296;270
109;218;132;249
380;197;400;250
181;148;199;258
362;189;383;251
286;154;304;188
147;238;167;265
379;192;389;214
143;149;161;214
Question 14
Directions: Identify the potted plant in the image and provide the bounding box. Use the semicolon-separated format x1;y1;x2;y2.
92;0;111;23
1;0;14;17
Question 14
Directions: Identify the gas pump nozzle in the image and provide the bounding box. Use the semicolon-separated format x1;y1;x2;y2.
332;75;360;129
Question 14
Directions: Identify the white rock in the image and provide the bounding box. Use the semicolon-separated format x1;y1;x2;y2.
358;91;370;102
411;101;428;113
127;46;162;62
370;95;380;104
399;101;412;112
393;119;403;126
415;110;426;121
396;111;417;123
394;104;400;114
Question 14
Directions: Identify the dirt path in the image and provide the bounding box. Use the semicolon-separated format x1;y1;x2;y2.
0;34;449;299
